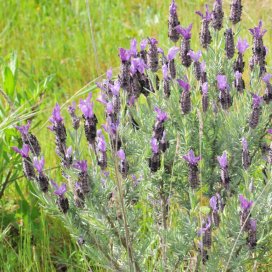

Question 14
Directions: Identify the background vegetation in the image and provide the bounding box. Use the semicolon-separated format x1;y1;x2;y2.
1;0;272;271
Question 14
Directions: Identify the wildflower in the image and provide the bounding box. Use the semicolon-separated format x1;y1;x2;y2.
117;149;129;178
33;156;49;192
167;46;179;79
51;181;69;213
13;144;36;180
217;151;230;189
239;194;253;231
176;24;193;67
188;50;202;80
183;149;201;188
211;0;224;31
152;107;168;140
68;102;80;130
229;0;243;25
15;120;41;156
79;93;98;146
234;71;245;92
241;138;251;170
217;75;232;110
247;218;257;249
198;217;212;248
177;79;191;114
168;0;180;43
210;195;220;227
234;38;249;73
118;48;131;90
96;130;107;170
202;82;209;112
196;5;212;49
74;160;91;195
149;138;161;172
225;28;235;59
147;38;159;72
249;21;267;75
262;73;272;103
249;94;262;129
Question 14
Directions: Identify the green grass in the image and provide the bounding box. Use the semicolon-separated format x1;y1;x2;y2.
1;0;272;271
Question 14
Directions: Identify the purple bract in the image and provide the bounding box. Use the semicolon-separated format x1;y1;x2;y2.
183;149;201;166
177;79;190;92
236;38;249;54
187;50;202;62
12;144;30;158
15;120;31;135
74;160;88;172
217;75;228;90
175;24;193;40
217;151;228;169
239;195;253;211
154;107;168;122
33;156;45;173
79;93;94;118
167;47;179;61
117;149;126;160
51;180;67;197
249;20;267;39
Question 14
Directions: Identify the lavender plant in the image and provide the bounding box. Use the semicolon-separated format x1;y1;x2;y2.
12;0;272;271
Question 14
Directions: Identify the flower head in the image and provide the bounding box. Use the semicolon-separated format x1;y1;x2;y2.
119;48;130;62
154;107;168;122
50;103;63;124
217;151;228;169
177;79;190;92
33;156;45;173
117;149;126;160
74;160;88;172
196;5;212;21
79;93;94;118
131;57;146;74
202;82;208;95
151;138;159;154
239;195;253;211
167;47;179;61
262;73;272;84
249;20;267;39
175;24;193;40
51;180;67;197
236;38;249;54
217;75;228;90
169;0;177;16
148;38;158;46
12;144;30;158
252;94;262;107
183;149;201;166
187;50;202;62
15;120;31;135
110;81;121;96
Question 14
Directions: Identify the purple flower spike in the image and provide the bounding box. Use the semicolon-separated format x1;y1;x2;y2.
140;39;148;51
167;46;179;61
131;58;146;75
217;151;228;169
33;156;45;173
187;50;202;62
177;79;190;92
169;0;177;16
12;144;30;158
262;73;272;84
217;75;228;90
151;138;159;154
74;160;88;172
202;82;208;95
130;39;137;57
119;48;130;62
15;120;31;135
106;68;112;80
79;93;94;118
154;107;168;122
117;149;126;160
196;5;212;21
175;24;193;40
210;196;218;211
50;103;63;124
235;71;242;80
249;20;267;39
252;94;262;107
241;137;248;150
162;64;169;80
149;38;158;46
239;195;253;211
236;38;249;54
183;149;201;166
51;181;67;197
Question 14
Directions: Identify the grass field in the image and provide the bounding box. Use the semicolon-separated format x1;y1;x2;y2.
1;0;272;271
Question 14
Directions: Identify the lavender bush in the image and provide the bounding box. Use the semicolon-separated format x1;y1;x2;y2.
12;0;272;271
